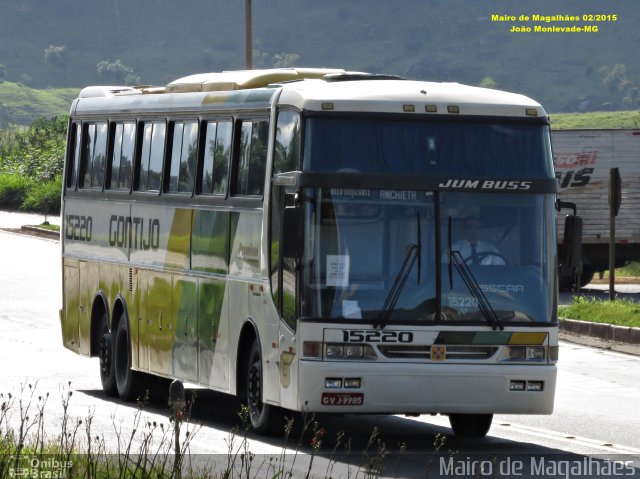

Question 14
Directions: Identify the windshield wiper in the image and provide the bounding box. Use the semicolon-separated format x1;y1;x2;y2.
375;243;420;329
449;250;504;330
374;211;422;329
447;216;503;331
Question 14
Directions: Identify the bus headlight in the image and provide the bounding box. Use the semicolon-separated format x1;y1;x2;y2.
325;343;376;360
326;344;344;358
344;345;364;358
499;346;546;362
303;342;377;360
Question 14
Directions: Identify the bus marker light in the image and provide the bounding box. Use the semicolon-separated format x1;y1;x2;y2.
425;104;438;113
510;380;526;391
325;378;342;389
525;108;538;116
526;381;544;391
447;105;460;114
322;102;334;110
403;104;415;112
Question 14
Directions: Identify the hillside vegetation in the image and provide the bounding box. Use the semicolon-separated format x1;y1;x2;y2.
550;110;640;130
0;0;638;118
0;81;78;127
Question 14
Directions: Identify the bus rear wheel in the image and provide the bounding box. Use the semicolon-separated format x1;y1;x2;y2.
448;413;493;438
245;340;280;435
114;312;145;402
98;311;117;396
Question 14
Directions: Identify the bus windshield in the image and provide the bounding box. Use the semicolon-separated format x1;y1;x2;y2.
300;188;556;325
303;117;553;178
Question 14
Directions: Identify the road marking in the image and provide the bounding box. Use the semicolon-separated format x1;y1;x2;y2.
495;422;640;454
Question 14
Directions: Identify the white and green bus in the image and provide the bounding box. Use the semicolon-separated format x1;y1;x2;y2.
60;68;559;438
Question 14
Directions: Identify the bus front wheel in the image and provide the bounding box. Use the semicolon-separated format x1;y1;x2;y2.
448;413;493;438
245;340;280;434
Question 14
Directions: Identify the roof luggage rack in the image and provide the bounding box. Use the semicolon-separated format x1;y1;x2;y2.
323;73;405;82
166;68;347;93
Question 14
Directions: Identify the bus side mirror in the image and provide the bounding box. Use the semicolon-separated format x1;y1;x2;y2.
562;214;583;273
282;206;303;259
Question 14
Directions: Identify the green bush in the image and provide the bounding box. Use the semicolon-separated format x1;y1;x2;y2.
0;173;60;213
22;175;61;214
0;116;65;212
0;116;67;181
0;173;33;209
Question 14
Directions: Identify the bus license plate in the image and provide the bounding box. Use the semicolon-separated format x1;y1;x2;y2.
321;393;364;406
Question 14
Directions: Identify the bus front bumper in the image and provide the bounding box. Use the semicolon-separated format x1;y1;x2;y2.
298;361;556;415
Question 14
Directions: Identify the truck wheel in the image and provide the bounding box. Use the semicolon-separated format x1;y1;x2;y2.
114;311;144;401
245;340;280;434
98;311;117;397
449;413;493;438
579;269;595;287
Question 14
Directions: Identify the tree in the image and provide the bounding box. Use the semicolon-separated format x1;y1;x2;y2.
0;116;67;181
96;59;141;85
0;64;7;81
44;45;69;67
600;64;639;107
479;76;498;89
272;53;300;68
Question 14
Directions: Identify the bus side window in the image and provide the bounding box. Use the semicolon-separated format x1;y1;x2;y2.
65;122;81;190
109;122;135;191
234;119;268;196
201;120;231;195
137;122;165;192
274;111;300;174
167;120;198;194
80;122;107;189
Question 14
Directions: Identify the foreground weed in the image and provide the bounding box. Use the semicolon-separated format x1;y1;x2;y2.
1;383;422;479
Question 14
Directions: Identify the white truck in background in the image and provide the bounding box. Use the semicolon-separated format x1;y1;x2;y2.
551;128;640;288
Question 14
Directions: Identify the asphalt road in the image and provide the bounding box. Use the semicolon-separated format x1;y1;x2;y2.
1;224;640;478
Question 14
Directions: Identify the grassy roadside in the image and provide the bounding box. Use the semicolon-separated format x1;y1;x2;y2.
558;261;640;327
558;297;640;328
29;222;59;232
550;110;640;130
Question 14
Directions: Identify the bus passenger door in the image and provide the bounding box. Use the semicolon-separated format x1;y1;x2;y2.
271;189;299;410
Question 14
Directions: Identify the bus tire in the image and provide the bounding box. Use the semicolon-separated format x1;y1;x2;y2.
448;413;493;438
245;340;280;435
98;312;117;396
114;312;144;401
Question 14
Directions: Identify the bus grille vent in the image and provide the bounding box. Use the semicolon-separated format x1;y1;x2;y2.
378;345;498;360
128;268;133;293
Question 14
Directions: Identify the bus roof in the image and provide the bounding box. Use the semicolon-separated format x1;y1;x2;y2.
72;68;546;119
